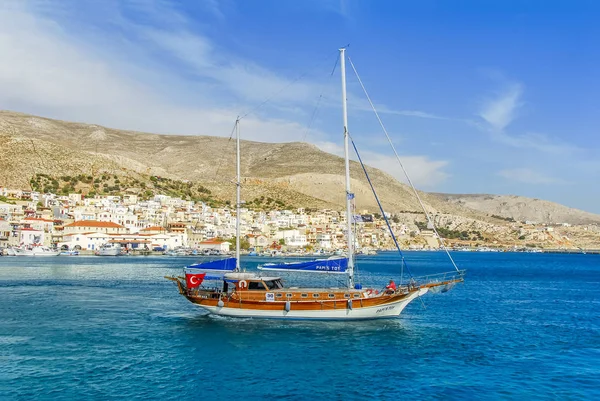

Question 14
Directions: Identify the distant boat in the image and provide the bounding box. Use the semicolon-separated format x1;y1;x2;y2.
166;48;464;320
13;246;60;256
59;250;80;256
95;243;122;256
3;247;17;256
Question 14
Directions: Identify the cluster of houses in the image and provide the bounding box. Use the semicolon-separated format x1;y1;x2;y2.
0;188;400;253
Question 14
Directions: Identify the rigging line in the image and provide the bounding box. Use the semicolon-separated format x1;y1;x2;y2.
238;50;340;121
212;118;239;183
349;136;414;282
347;57;461;273
251;52;339;173
300;52;338;143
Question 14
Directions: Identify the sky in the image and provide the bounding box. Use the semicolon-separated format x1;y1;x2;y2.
1;0;599;213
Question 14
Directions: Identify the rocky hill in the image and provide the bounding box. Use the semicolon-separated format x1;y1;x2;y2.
433;194;600;225
1;110;599;226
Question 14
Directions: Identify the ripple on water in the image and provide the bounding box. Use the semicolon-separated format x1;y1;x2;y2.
1;253;599;400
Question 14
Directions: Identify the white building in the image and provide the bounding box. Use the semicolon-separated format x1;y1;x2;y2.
275;229;307;248
60;232;111;250
198;239;231;253
18;227;45;246
316;233;332;249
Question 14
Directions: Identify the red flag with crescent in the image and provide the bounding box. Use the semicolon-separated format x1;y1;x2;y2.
186;272;206;289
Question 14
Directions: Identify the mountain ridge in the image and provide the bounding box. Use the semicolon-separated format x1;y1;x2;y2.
1;109;599;226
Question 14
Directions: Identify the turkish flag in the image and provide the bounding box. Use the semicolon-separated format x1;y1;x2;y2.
186;272;206;289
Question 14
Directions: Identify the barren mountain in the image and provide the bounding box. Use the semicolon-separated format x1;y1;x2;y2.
1;110;599;226
431;193;600;225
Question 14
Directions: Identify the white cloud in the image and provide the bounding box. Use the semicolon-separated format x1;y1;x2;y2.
315;141;344;157
476;82;579;155
0;0;450;192
312;142;450;189
493;131;579;155
361;152;450;188
479;83;523;131
498;168;564;185
0;0;333;143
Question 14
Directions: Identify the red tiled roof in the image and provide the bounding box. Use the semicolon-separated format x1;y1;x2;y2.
108;239;150;244
24;217;55;222
141;226;165;231
200;239;225;244
64;220;125;229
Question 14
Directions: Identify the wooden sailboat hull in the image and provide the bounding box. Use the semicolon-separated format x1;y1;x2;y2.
188;288;429;320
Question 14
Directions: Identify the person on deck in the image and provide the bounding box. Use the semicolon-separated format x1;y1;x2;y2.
385;279;397;294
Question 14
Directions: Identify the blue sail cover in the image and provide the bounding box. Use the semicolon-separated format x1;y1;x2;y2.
186;257;237;272
258;258;348;274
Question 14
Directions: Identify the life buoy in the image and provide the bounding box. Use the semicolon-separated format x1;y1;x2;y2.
239;280;248;289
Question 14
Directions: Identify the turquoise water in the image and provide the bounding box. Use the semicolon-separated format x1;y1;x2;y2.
1;252;599;400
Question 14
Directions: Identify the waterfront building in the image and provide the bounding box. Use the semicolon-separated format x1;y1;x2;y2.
197;239;230;254
246;234;269;251
63;220;129;235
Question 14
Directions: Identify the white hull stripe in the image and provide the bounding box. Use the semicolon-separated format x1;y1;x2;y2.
195;288;428;320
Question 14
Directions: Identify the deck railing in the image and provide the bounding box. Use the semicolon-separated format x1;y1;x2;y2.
408;269;466;288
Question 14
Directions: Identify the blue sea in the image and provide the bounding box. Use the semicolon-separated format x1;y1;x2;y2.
1;252;599;400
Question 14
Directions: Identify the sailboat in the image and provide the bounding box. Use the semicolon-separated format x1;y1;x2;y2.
166;48;464;320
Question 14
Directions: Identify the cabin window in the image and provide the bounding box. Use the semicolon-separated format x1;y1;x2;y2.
301;293;308;298
353;294;360;298
344;294;350;299
276;293;283;298
312;293;320;298
264;280;282;290
286;293;293;298
328;294;335;299
248;281;266;290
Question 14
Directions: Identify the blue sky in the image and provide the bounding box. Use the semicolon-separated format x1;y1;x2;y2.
1;0;599;213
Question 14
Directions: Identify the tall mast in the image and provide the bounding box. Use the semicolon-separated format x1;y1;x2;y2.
235;118;241;271
340;48;354;287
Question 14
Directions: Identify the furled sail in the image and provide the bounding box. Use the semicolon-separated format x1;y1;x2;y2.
258;257;348;274
186;257;237;272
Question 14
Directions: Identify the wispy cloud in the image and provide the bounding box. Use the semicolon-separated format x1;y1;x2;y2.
493;132;579;155
498;168;564;185
477;82;579;155
0;0;334;142
479;83;523;131
366;106;449;120
361;152;450;188
315;0;357;20
312;142;450;188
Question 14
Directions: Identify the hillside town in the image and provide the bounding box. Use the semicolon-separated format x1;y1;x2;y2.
1;187;599;255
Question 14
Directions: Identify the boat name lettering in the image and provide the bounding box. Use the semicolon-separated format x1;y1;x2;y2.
376;305;396;314
265;293;275;302
314;265;341;271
